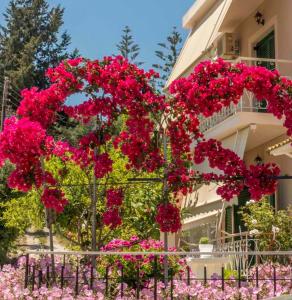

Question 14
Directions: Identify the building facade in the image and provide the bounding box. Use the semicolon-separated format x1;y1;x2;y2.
167;0;292;247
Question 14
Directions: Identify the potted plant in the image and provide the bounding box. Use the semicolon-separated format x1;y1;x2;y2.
199;237;213;258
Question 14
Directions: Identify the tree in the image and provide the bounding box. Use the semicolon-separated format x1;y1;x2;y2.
116;26;142;66
0;57;290;260
153;26;182;88
0;0;78;98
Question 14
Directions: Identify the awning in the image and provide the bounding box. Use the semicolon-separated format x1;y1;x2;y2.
183;182;222;209
182;209;221;230
166;0;232;88
219;0;265;32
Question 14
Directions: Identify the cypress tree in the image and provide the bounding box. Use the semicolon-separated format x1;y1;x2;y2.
116;25;143;66
153;26;182;88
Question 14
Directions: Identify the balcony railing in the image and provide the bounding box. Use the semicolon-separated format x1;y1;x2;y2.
199;57;292;133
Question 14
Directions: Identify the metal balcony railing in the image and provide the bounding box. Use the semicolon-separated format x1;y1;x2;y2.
199;57;292;133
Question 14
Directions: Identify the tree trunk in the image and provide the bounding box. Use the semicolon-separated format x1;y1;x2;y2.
91;147;98;267
46;208;55;280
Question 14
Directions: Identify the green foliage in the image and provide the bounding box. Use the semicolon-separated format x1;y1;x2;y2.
199;237;210;244
240;199;292;250
0;0;78;96
224;269;239;280
152;26;182;88
1;189;44;234
0;162;24;263
116;26;143;66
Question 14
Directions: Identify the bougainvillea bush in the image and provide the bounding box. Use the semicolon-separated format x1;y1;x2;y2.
1;256;292;299
98;236;186;289
0;56;292;236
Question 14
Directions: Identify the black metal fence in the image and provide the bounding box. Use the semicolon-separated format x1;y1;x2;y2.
22;251;292;299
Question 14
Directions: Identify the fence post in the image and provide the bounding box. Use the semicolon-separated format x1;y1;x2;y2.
170;272;174;300
238;262;241;288
105;266;109;296
90;265;94;290
273;265;276;297
32;265;35;291
187;266;190;300
120;266;124;298
38;270;42;289
136;266;140;300
75;265;79;295
256;266;259;300
24;254;29;288
221;266;225;291
204;266;207;286
154;256;157;300
61;265;65;289
46;265;50;288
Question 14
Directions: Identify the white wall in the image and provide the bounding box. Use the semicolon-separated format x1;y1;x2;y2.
244;134;292;209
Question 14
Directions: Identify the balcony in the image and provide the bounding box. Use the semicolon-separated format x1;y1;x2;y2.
199;57;292;134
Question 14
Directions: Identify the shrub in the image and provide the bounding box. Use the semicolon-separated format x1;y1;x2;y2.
240;199;292;251
199;237;210;244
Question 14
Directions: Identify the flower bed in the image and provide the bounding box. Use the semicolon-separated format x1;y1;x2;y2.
1;256;292;299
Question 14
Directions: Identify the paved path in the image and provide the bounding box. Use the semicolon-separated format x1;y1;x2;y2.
17;228;66;253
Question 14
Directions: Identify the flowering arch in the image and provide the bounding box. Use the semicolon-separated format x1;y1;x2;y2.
0;57;291;233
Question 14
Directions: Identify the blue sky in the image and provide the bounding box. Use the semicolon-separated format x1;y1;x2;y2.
0;0;194;70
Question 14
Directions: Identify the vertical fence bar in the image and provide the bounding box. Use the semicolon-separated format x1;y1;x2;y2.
136;266;140;300
75;265;79;295
221;266;225;291
38;270;42;289
154;256;157;300
24;254;29;288
90;265;94;290
105;266;109;296
238;262;241;288
32;265;35;291
187;266;191;300
204;266;207;286
256;266;259;300
61;265;65;289
120;266;124;298
273;265;276;297
170;273;174;300
46;265;50;288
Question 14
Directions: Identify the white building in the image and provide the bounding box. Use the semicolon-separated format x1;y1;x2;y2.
167;0;292;247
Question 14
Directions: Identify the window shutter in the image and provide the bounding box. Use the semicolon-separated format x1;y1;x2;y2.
225;206;233;234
